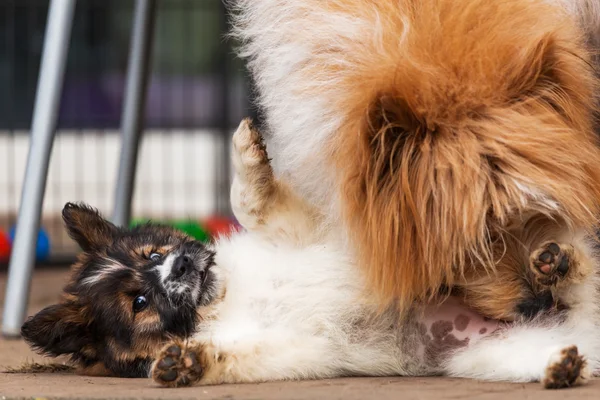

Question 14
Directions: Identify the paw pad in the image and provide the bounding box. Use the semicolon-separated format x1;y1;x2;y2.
544;346;587;389
152;343;204;388
531;242;571;286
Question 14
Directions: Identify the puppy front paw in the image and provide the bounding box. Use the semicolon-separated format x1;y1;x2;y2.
152;341;205;388
543;345;588;389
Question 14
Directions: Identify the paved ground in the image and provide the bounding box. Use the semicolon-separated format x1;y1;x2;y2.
1;269;599;399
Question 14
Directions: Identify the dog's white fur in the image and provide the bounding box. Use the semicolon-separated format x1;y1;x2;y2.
151;120;600;387
149;0;600;387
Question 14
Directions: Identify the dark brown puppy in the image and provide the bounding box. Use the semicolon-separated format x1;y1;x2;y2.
21;203;216;377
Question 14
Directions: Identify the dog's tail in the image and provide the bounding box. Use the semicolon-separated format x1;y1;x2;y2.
329;0;600;310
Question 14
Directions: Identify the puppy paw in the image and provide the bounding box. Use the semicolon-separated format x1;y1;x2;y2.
232;118;271;171
530;242;574;286
231;118;276;220
543;346;588;389
152;341;205;388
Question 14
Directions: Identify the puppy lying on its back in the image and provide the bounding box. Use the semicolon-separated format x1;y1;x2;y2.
21;120;600;388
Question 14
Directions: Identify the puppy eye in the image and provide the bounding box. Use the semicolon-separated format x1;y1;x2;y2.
149;252;162;262
133;295;148;313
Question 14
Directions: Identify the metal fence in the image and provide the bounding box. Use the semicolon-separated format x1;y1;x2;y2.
0;0;253;262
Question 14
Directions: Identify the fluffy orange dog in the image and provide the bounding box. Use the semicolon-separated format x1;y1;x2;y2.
231;0;600;319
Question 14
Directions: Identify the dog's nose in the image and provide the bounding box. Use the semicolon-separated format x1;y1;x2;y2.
172;255;193;278
516;291;553;319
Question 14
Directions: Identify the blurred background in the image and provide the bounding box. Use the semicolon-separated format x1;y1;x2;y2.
0;0;254;263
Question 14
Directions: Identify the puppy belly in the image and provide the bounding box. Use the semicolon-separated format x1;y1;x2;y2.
417;297;500;366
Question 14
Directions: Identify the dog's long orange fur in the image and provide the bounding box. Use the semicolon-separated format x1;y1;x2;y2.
232;0;600;317
322;0;600;310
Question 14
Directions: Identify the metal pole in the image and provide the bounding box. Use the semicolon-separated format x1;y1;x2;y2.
2;0;76;337
112;0;156;227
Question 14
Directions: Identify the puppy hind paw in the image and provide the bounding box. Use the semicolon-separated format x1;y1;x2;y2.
232;118;271;170
543;346;589;389
530;242;574;286
231;118;277;220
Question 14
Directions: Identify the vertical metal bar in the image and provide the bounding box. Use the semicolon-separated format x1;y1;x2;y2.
2;0;76;337
112;0;156;227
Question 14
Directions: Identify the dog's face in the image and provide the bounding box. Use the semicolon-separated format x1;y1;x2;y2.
21;203;218;377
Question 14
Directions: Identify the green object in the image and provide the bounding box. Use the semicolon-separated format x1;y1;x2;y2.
129;218;210;242
129;218;149;228
171;220;210;242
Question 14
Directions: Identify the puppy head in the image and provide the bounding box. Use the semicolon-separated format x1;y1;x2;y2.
21;202;218;377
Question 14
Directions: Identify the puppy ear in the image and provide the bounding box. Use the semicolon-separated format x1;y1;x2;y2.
21;303;89;357
62;202;118;251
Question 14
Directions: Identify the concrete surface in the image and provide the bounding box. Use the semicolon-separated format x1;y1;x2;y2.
1;269;599;399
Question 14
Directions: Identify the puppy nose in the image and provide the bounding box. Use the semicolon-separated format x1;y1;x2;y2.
516;291;553;319
172;255;193;278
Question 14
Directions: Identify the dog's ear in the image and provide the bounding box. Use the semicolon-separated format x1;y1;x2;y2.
62;202;119;251
21;303;89;357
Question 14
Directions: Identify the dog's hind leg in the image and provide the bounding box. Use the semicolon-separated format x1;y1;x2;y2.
231;118;324;245
445;320;597;388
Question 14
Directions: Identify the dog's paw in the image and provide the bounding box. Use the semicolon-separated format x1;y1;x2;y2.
543;346;588;389
152;341;205;388
530;242;574;286
232;118;270;170
231;118;275;220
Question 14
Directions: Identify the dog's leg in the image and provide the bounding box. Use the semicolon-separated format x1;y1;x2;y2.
231;118;323;245
449;218;600;388
151;333;341;387
518;217;598;316
527;236;595;293
457;215;598;321
445;322;596;388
